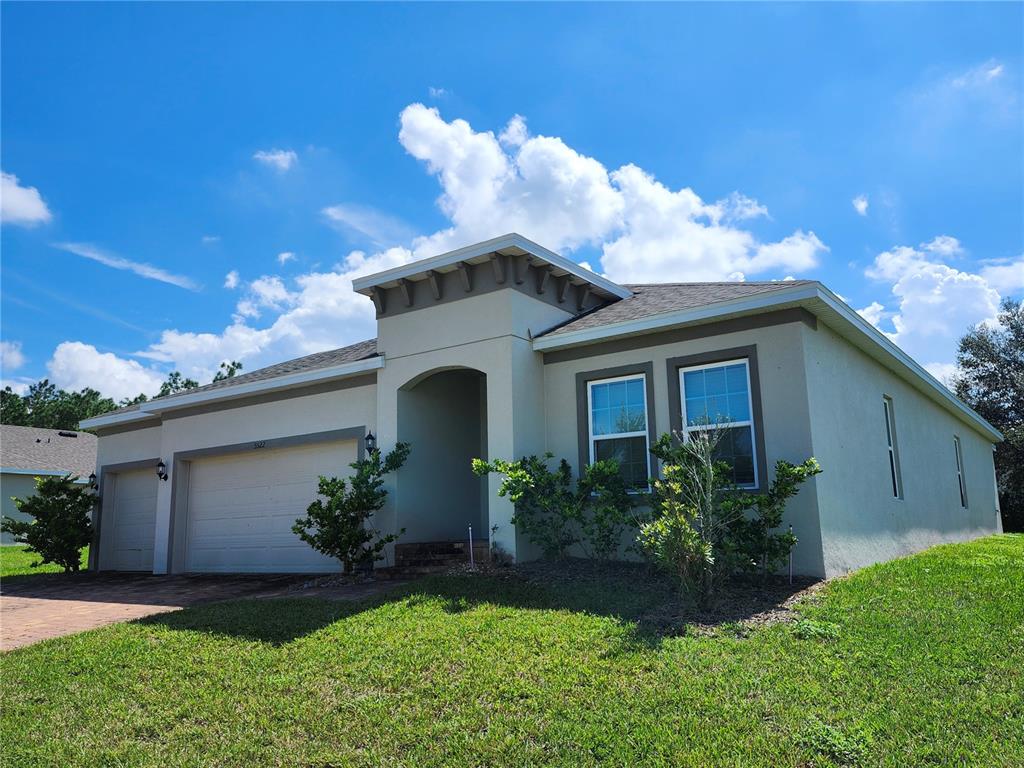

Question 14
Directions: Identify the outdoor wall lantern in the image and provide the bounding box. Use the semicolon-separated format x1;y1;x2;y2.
88;472;98;489
156;460;168;481
365;431;377;453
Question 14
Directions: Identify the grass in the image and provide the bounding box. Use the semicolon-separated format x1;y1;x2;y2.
0;545;88;578
2;535;1022;767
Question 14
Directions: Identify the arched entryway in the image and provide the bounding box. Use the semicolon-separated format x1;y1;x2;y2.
396;368;488;545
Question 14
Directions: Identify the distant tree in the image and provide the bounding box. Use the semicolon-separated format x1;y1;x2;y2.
952;298;1023;532
119;393;149;407
0;379;116;430
157;371;200;398
213;361;243;382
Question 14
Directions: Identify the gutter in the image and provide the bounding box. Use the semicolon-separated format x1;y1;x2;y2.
80;355;385;430
532;283;1002;443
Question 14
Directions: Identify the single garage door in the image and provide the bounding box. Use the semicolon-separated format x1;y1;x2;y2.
102;468;158;571
185;440;356;573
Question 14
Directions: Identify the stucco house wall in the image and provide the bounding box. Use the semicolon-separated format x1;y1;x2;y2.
1;473;43;544
801;322;1001;576
543;316;827;575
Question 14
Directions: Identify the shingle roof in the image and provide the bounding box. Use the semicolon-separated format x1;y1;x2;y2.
538;281;818;337
96;338;379;419
0;425;98;477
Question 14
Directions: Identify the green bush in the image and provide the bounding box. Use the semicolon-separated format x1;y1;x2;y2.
292;442;410;572
472;454;634;560
638;429;820;604
1;474;94;573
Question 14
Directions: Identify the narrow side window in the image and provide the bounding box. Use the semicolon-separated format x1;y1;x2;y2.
954;436;967;508
883;396;903;499
587;374;651;489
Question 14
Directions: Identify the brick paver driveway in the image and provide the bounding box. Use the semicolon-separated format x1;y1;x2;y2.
0;572;317;651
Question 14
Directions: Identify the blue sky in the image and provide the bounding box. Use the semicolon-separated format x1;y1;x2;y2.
2;2;1021;400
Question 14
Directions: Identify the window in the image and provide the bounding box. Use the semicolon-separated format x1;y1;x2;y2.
954;436;967;508
883;396;903;499
587;374;651;488
678;359;757;487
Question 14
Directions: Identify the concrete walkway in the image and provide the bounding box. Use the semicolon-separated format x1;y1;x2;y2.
0;572;409;651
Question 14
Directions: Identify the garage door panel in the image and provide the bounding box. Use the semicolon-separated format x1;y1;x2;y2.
104;468;158;571
185;440;354;573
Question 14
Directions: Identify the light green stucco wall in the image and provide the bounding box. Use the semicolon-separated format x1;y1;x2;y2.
801;322;1001;577
1;473;42;545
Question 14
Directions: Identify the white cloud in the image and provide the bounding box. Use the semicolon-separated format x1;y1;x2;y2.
428;86;448;98
951;59;1005;90
253;148;297;172
202;235;221;244
1;378;32;396
864;238;1003;371
979;255;1024;297
49;104;831;397
852;195;869;216
0;341;26;373
322;204;413;246
47;342;165;401
1;171;52;226
277;251;296;265
224;270;240;289
54;242;200;291
924;362;959;388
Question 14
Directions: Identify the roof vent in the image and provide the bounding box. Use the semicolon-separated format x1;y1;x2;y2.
57;431;78;438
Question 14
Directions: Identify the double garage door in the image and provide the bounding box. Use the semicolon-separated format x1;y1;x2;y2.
103;439;354;573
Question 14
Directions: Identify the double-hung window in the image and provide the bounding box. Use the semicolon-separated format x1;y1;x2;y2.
587;374;651;488
678;359;757;487
883;396;903;499
953;436;967;508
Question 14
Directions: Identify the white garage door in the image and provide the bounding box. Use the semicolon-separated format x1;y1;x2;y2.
185;440;356;573
103;468;158;571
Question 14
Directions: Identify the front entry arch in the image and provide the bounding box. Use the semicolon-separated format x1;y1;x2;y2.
396;368;487;543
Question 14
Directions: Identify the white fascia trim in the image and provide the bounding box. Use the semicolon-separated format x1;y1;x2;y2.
80;355;385;430
814;286;1003;443
351;233;632;300
532;282;822;351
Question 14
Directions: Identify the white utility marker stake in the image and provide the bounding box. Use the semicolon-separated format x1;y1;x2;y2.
468;525;475;569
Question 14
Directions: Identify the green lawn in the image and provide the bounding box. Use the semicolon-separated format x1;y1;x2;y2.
2;536;1022;767
0;545;88;578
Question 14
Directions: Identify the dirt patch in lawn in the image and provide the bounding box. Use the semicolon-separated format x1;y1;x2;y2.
447;557;827;637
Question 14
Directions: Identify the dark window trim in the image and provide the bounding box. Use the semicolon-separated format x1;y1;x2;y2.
666;345;768;493
575;362;657;482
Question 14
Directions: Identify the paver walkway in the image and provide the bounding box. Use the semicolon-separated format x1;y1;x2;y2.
1;572;409;651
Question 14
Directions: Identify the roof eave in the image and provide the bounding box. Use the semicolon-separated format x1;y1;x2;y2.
80;355;385;430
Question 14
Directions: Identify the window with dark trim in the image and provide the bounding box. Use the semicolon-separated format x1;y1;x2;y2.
954;436;967;508
883;395;903;499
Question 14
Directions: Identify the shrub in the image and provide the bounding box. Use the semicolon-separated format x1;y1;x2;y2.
292;442;410;572
638;429;820;604
1;474;94;573
472;454;634;560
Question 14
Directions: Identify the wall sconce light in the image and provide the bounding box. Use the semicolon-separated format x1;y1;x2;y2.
365;431;377;453
156;460;168;481
88;472;98;490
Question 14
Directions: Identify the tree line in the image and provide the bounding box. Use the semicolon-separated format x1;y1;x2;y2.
0;361;242;431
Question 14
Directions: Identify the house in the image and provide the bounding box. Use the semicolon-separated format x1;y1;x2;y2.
79;234;1003;578
1;425;98;544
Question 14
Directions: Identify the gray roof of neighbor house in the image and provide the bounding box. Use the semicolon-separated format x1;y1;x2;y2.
0;425;98;477
537;281;818;337
91;338;380;419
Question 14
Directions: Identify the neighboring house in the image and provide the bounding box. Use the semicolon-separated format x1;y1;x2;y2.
80;234;1003;578
1;425;98;545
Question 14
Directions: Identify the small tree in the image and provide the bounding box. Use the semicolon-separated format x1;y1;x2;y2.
639;429;820;604
472;454;634;560
292;442;410;572
1;475;94;572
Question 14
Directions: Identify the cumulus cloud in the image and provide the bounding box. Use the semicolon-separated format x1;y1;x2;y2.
253;148;297;172
47;104;830;396
54;242;199;290
428;86;448;99
0;341;26;373
47;342;166;402
852;195;869;216
1;171;52;226
224;270;240;289
862;237;1004;372
980;255;1024;297
277;251;296;265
